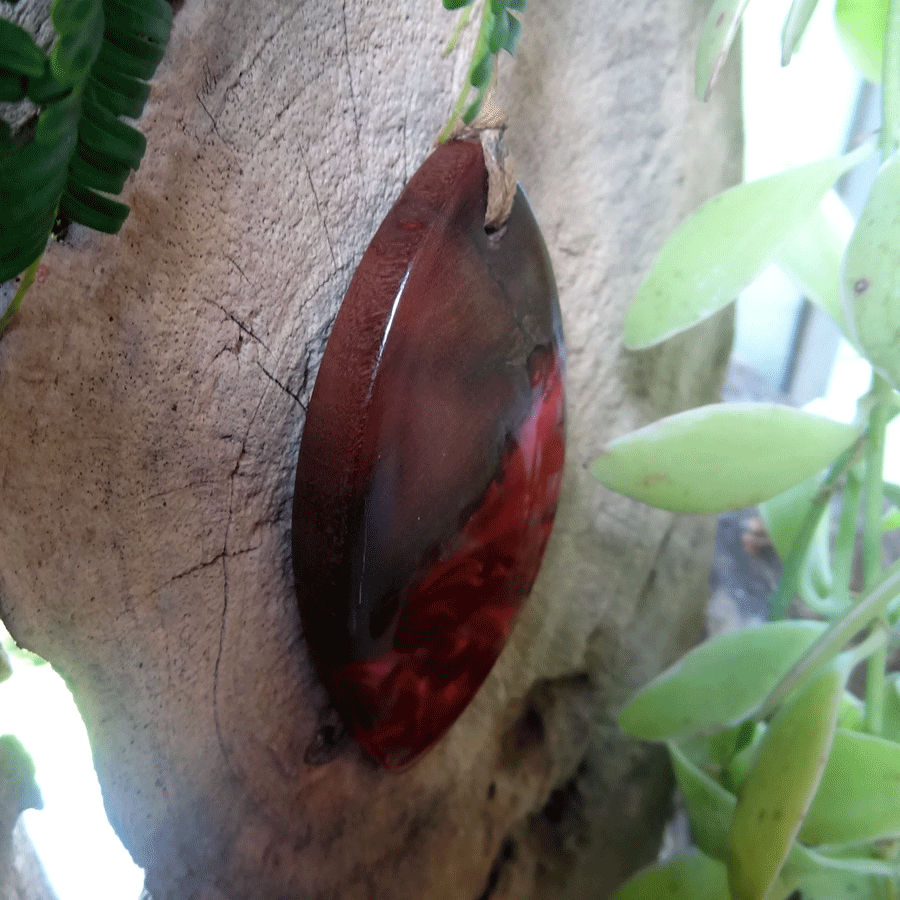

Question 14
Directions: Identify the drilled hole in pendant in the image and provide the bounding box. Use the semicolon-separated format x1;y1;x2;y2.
485;221;508;243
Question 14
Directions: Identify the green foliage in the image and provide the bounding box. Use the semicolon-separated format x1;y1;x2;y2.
612;849;733;900
618;621;826;740
760;476;839;617
774;196;855;338
622;143;873;350
801;728;900;845
0;0;172;303
727;668;844;900
606;1;900;898
781;0;821;64
843;151;900;390
836;0;890;82
591;403;859;513
695;0;752;102
438;0;526;140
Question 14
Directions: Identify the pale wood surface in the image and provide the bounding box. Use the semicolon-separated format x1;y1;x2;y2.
0;1;740;897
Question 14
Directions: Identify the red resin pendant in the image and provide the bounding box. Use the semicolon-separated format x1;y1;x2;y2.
292;139;565;769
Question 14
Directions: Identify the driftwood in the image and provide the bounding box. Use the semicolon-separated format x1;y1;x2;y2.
0;1;740;897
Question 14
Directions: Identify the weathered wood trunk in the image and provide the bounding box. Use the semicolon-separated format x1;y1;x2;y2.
0;1;740;897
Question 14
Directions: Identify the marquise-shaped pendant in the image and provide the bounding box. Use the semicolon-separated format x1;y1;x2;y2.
292;138;565;768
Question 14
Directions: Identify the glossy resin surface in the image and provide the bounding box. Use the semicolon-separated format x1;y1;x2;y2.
293;139;565;768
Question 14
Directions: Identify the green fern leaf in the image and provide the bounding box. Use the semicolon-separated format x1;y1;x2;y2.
470;51;492;87
79;87;147;168
26;62;69;103
87;72;147;118
488;9;509;53
103;0;171;46
60;180;128;233
72;139;132;184
0;72;26;102
502;12;521;54
0;169;67;226
101;28;167;72
0;18;46;78
33;90;81;143
67;146;128;194
0;0;172;318
0;208;56;281
50;0;105;87
1;96;78;215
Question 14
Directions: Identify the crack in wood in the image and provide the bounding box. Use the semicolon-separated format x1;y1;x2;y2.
206;299;272;353
256;362;306;410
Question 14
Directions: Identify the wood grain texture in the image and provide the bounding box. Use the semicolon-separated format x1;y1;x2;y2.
0;1;740;897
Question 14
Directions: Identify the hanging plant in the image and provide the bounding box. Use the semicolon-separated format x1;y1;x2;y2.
603;0;900;897
0;0;172;333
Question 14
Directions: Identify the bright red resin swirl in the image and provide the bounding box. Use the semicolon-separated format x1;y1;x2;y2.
293;139;565;769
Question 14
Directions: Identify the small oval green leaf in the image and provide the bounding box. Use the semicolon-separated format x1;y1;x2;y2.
800;728;900;846
759;476;821;564
73;141;132;185
669;743;736;860
781;0;821;65
469;51;492;87
727;667;844;900
625;143;873;349
592;403;859;513
837;690;865;731
725;723;767;792
882;674;900;741
488;9;509;53
798;868;893;900
695;0;751;101
760;474;836;612
883;507;900;531
618;621;825;740
835;0;888;82
502;13;521;54
775;194;855;337
843;150;900;390
611;849;730;900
